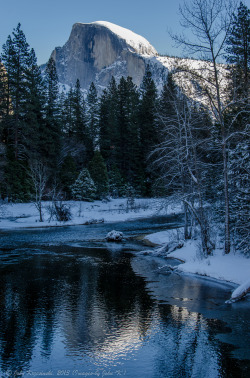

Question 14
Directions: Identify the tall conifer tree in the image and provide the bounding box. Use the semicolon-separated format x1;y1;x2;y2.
23;48;45;159
86;82;98;154
1;23;30;160
1;24;34;200
138;65;158;195
88;150;109;199
72;79;87;143
116;76;141;189
99;77;119;166
0;60;9;142
226;2;250;100
42;57;61;171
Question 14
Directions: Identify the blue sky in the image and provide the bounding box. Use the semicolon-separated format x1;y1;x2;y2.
0;0;185;65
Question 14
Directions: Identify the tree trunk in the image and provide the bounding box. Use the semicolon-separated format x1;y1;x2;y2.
183;201;189;240
39;203;43;222
223;142;231;254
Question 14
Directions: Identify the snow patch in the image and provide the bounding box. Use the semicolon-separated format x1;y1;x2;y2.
145;228;184;245
90;21;158;56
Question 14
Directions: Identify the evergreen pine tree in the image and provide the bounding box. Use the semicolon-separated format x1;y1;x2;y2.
23;48;45;160
0;61;8;198
59;81;90;171
72;79;88;143
1;24;38;201
72;79;92;165
100;76;143;194
86;82;98;153
42;57;61;171
228;141;250;255
99;77;119;166
0;60;9;142
138;65;158;195
45;57;59;117
120;76;141;190
117;76;130;179
60;87;74;138
1;23;30;160
99;88;110;157
225;2;250;254
108;164;126;198
226;2;250;100
88;150;109;199
59;154;78;199
71;168;96;201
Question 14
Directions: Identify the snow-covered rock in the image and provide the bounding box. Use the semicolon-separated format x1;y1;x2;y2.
106;230;124;242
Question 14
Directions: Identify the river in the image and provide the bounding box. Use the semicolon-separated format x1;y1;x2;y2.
0;215;249;377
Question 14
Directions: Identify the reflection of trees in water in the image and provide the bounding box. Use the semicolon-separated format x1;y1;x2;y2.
0;248;248;376
0;250;83;373
154;304;246;377
0;257;52;373
62;251;156;360
130;256;249;377
0;248;156;373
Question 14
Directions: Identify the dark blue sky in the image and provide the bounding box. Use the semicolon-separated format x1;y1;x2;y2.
0;0;185;65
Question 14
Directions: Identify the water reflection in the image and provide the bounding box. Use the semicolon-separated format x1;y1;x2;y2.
0;246;249;377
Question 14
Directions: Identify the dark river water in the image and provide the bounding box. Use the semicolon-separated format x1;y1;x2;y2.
0;215;249;378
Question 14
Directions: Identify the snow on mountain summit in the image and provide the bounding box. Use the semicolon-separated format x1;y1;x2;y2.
88;21;158;56
52;20;226;105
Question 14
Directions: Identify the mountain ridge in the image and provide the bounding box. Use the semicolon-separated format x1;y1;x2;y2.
79;21;158;56
48;20;227;108
50;21;153;90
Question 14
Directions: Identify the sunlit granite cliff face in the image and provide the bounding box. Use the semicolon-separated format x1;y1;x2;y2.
49;21;227;108
50;21;158;90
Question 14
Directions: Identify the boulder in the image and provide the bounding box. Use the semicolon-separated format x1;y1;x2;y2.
106;230;124;242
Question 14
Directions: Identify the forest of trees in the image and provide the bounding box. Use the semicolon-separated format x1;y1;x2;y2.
0;2;249;255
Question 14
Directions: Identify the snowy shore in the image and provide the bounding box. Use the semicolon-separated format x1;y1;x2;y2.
0;198;249;294
0;198;169;229
143;229;250;299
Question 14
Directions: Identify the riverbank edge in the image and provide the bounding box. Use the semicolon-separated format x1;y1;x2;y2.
0;199;249;298
140;231;250;299
0;198;172;231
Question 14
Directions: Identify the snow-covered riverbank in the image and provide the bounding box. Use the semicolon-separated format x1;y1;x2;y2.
143;229;250;292
0;198;248;295
0;198;170;230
